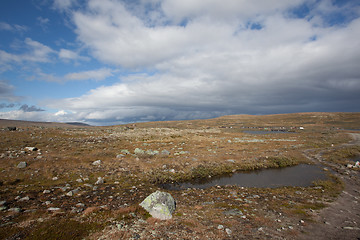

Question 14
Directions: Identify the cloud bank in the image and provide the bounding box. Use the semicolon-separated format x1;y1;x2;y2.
2;0;360;125
46;0;360;125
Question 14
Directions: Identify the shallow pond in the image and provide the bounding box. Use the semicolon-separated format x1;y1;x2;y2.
161;164;329;190
243;130;295;135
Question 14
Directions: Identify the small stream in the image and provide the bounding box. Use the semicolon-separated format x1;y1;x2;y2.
161;164;329;190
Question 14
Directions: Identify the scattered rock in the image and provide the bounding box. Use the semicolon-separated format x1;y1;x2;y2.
17;161;27;169
146;150;159;156
217;225;224;230
92;160;102;166
140;191;176;220
18;196;30;202
7;127;16;131
161;150;170;155
8;207;22;213
116;154;124;159
76;178;83;183
76;203;85;208
47;207;61;211
134;148;145;155
225;228;232;235
24;147;38;152
95;177;104;185
224;209;243;216
66;191;74;197
52;177;58;181
121;149;131;155
43;190;51;194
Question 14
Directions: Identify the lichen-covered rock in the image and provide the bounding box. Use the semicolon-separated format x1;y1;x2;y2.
139;191;176;220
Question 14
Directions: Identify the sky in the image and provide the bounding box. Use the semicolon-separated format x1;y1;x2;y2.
0;0;360;126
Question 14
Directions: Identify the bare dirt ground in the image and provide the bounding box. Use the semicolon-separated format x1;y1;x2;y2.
298;133;360;240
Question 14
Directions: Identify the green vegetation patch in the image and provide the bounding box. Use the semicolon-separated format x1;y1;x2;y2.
25;219;103;240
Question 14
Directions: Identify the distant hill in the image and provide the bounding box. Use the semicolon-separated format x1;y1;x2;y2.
0;119;91;128
65;122;91;126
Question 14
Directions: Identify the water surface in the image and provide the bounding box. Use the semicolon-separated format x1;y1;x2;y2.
161;164;328;190
243;130;294;135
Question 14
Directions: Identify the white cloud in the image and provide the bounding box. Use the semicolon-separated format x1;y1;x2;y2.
64;68;114;81
53;0;76;11
0;38;55;71
0;22;28;32
37;16;50;30
55;110;68;116
58;48;90;61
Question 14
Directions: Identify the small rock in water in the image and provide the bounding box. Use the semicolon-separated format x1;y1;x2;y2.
17;161;27;169
139;191;176;220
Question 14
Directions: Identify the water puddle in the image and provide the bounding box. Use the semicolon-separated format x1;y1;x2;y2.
161;164;329;190
243;130;295;135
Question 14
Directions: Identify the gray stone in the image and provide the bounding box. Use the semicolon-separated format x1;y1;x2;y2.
8;207;22;213
92;160;102;166
225;228;232;235
161;150;171;155
17;161;27;169
139;191;176;220
66;191;73;197
24;147;38;152
146;150;159;156
47;207;61;211
121;149;131;155
217;225;224;230
134;148;145;155
224;209;243;216
18;196;30;202
95;177;104;185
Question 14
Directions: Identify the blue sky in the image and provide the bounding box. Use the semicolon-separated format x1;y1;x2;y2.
0;0;360;125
